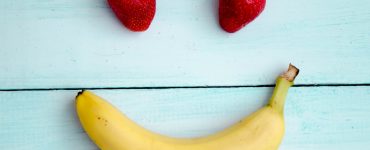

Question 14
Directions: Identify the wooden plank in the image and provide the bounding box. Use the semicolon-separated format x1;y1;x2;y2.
1;87;369;149
1;0;369;89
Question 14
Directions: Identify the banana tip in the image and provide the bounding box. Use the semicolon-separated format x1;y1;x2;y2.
76;90;86;99
281;64;299;82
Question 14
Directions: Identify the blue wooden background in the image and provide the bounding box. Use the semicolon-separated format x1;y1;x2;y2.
1;0;369;149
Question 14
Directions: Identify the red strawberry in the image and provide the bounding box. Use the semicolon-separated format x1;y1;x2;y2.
219;0;266;33
108;0;156;32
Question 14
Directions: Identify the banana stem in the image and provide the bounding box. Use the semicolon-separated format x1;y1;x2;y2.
269;64;299;114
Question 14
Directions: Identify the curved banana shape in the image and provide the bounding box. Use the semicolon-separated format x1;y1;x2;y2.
76;64;299;150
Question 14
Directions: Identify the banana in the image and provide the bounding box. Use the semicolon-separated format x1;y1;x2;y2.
76;64;299;150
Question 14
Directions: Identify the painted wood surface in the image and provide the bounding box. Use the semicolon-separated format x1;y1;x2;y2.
1;0;370;89
1;0;369;149
1;87;369;149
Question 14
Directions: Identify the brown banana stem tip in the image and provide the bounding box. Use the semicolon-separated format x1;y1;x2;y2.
76;90;86;99
280;64;300;82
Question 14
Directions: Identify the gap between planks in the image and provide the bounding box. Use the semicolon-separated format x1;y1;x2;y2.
1;83;370;91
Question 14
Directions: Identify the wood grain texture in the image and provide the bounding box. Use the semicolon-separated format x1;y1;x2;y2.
1;0;370;89
1;87;369;149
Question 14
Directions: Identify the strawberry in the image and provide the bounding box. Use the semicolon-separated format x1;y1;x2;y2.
219;0;266;33
108;0;156;32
